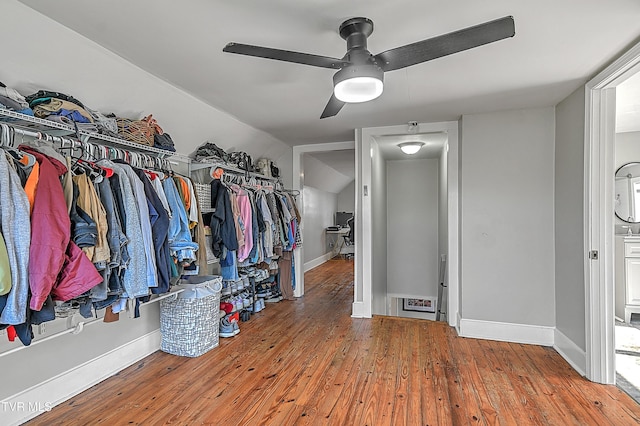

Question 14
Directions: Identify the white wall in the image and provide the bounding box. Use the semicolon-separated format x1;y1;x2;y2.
554;87;587;352
0;1;294;416
386;159;439;300
337;180;355;213
302;186;338;266
460;107;556;328
371;140;388;315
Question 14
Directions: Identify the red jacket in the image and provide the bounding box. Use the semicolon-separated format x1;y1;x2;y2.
19;146;102;310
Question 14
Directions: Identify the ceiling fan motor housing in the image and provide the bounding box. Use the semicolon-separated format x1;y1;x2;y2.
340;17;374;51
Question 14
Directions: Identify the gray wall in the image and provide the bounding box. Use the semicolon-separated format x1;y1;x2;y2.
337;180;355;213
371;141;388;315
386;159;439;298
461;107;556;326
554;87;586;349
302;186;338;264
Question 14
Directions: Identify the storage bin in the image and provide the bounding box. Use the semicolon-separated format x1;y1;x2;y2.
160;275;222;357
194;183;213;213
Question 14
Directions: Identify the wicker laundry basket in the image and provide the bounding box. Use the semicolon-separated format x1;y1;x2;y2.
160;275;222;357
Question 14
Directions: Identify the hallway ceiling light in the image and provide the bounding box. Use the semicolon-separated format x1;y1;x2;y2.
398;142;425;155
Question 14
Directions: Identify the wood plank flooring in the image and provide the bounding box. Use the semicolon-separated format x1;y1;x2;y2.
28;259;640;425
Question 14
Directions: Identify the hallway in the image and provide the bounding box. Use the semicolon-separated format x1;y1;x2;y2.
28;259;640;425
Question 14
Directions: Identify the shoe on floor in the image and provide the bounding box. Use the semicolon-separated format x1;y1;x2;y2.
219;315;235;338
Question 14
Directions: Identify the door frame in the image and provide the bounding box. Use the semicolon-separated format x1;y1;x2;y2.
585;40;640;384
291;141;356;298
355;121;459;325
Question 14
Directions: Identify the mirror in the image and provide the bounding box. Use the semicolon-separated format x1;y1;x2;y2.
615;162;640;223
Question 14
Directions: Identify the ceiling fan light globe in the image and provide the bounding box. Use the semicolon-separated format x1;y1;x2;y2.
333;65;384;103
398;142;425;155
334;77;383;103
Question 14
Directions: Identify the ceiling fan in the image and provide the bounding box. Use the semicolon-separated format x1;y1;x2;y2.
223;16;515;119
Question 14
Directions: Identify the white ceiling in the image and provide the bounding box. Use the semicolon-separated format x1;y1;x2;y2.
19;0;640;147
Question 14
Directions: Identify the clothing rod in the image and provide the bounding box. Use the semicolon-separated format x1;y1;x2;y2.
0;288;185;357
1;124;175;171
208;162;281;183
0;317;102;358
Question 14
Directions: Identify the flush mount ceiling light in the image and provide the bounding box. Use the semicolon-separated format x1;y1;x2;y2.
398;142;425;155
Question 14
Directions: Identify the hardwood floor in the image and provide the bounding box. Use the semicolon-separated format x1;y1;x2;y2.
28;259;640;425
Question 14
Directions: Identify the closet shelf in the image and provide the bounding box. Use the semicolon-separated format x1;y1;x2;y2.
192;160;279;182
0;109;191;162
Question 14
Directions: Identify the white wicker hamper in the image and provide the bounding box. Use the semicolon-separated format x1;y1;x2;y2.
160;275;222;357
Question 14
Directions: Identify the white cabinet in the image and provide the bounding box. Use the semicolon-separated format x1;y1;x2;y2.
623;238;640;323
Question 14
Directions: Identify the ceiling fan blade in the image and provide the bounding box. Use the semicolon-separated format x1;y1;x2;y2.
223;43;349;69
320;94;346;119
374;16;515;72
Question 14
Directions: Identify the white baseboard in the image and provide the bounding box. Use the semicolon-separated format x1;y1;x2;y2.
2;330;161;426
352;301;366;318
459;318;554;346
304;252;333;272
553;328;586;377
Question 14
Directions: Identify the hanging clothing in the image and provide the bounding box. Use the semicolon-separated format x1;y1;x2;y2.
0;152;30;324
73;172;110;264
134;169;171;294
279;251;294;300
0;233;11;296
210;179;238;257
163;177;198;264
117;162;158;289
19;145;102;310
102;160;149;299
235;186;254;262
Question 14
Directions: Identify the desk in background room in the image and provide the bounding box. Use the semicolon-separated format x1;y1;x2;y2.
326;227;349;257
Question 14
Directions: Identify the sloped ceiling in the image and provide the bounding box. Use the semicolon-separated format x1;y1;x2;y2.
18;0;640;146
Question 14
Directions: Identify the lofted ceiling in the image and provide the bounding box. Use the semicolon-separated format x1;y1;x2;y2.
18;0;640;146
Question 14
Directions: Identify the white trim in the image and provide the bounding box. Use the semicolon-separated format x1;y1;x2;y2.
351;301;365;318
554;328;587;377
456;312;462;334
459;318;554;346
304;252;333;272
1;330;161;426
292;141;356;299
584;40;640;384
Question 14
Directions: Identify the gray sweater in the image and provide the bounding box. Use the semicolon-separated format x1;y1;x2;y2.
0;152;31;324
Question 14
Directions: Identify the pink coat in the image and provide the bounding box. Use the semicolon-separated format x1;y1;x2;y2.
19;146;102;310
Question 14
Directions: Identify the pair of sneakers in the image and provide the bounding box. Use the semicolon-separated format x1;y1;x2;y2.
219;312;240;338
253;298;265;313
265;292;283;303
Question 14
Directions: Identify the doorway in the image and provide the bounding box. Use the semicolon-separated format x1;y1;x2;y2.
292;141;356;298
585;40;640;386
355;121;459;325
